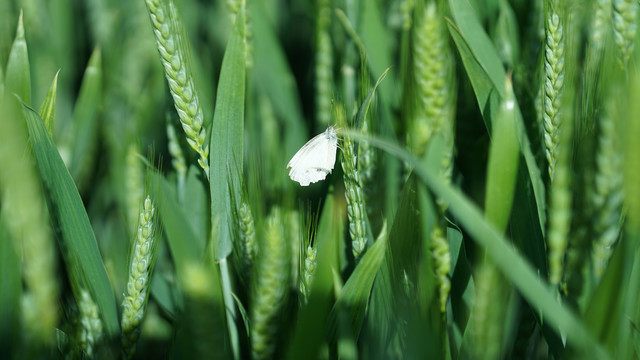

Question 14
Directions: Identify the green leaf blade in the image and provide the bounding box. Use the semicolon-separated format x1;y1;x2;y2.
332;222;388;338
287;192;343;359
484;77;520;232
38;70;60;136
152;172;204;276
210;5;247;260
5;12;30;104
69;48;102;189
21;104;119;336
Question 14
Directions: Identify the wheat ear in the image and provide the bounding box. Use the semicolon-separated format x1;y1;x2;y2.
315;0;333;126
613;0;639;68
251;208;290;360
78;289;104;357
592;98;624;278
543;5;565;182
121;197;158;358
144;0;209;177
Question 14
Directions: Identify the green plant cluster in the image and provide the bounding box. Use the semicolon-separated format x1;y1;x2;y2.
1;0;640;359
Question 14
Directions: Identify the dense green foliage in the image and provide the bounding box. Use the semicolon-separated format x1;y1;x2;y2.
1;0;639;358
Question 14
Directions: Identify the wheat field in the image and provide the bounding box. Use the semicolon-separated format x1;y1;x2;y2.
0;0;639;359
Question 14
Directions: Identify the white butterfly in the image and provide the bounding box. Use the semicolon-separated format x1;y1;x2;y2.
287;126;339;186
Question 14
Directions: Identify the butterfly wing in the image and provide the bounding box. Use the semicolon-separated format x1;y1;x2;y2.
324;135;338;173
287;131;334;186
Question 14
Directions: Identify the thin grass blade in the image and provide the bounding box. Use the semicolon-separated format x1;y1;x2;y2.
355;67;390;129
38;70;59;136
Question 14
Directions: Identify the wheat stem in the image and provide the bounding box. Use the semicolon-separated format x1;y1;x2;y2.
547;92;573;288
431;224;451;313
125;144;144;236
166;122;187;202
471;262;506;360
592;98;624;279
286;210;301;289
358;113;376;187
315;0;333;127
236;201;257;282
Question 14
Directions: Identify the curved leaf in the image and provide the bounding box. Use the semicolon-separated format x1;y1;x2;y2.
446;0;546;235
484;77;519;232
21;104;119;336
331;221;388;338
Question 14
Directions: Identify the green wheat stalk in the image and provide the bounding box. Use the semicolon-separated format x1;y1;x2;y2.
431;223;451;313
144;0;209;178
471;261;507;360
411;2;455;310
287;210;301;289
315;0;333;127
543;3;565;182
299;244;317;304
357;110;376;187
588;0;612;64
251;208;290;360
125;144;144;236
166;122;187;202
121;196;159;359
401;0;414;31
410;2;454;162
236;201;257;282
547;91;574;288
613;0;639;68
592;97;624;279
